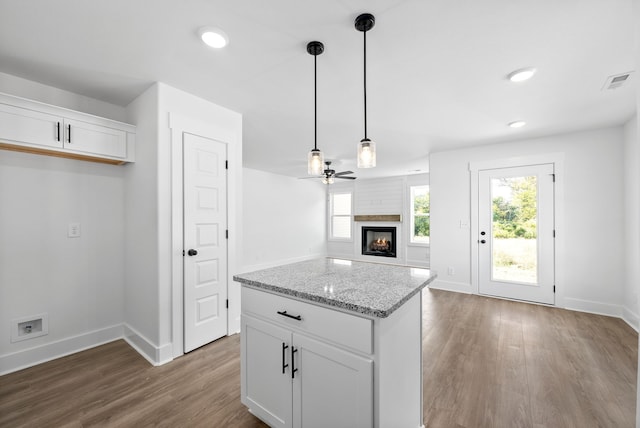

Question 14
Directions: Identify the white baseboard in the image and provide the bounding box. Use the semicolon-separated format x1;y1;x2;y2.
427;279;473;294
563;297;623;318
123;324;173;366
622;306;639;332
0;324;123;376
559;298;640;331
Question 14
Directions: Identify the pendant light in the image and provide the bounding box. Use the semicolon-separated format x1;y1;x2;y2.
355;13;376;169
307;41;325;175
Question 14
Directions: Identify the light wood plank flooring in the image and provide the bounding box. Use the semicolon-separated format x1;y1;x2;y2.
1;289;636;427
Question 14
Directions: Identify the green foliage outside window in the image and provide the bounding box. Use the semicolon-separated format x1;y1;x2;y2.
412;190;430;241
492;176;537;239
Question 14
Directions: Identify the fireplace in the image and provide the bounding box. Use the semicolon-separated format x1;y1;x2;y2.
362;226;397;258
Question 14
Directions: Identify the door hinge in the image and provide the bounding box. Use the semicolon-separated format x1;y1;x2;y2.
226;229;229;239
553;229;556;238
553;285;556;293
551;173;556;182
182;250;185;256
225;160;228;170
226;299;229;309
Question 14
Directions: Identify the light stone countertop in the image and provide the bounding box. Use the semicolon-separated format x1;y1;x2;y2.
233;258;437;318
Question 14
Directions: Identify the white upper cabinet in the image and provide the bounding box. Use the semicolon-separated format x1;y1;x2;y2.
0;92;135;164
62;118;127;159
0;103;64;150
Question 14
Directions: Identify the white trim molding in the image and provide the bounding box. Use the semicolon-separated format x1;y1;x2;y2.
123;324;173;366
0;324;123;376
469;153;565;306
168;112;242;359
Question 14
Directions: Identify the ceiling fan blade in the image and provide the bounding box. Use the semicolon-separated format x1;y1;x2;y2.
334;171;354;176
336;176;357;180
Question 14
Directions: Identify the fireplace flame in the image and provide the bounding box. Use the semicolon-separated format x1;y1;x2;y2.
370;237;391;251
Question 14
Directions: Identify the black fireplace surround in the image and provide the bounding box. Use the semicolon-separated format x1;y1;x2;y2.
362;226;397;258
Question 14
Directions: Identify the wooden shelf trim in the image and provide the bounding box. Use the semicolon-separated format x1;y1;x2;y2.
0;142;126;165
353;214;402;222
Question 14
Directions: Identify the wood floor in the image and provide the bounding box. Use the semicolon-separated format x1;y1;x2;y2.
0;289;636;427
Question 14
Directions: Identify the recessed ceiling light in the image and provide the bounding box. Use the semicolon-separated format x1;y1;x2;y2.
507;68;536;82
508;121;526;128
198;27;229;49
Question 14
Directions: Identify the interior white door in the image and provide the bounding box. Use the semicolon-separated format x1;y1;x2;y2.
478;164;555;304
183;132;228;352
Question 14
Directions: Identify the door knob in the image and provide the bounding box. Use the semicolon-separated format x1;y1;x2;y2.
187;249;198;256
480;231;486;236
480;239;486;244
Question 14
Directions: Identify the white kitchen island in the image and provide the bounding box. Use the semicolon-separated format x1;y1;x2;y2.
233;258;437;428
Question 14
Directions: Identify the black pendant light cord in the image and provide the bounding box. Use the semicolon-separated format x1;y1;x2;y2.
363;30;368;141
314;52;318;150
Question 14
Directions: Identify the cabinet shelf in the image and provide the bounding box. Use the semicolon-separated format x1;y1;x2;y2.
0;92;135;164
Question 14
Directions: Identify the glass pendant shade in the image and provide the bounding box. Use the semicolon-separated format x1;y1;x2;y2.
357;138;376;168
322;175;334;185
308;149;324;175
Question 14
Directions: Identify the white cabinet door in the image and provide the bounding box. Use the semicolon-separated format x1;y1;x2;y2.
293;334;373;428
242;316;293;428
63;118;127;159
0;103;63;149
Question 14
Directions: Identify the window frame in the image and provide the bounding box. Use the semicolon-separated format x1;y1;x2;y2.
328;191;353;242
409;184;430;246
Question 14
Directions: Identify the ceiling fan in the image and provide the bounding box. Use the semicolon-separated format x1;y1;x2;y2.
300;161;357;184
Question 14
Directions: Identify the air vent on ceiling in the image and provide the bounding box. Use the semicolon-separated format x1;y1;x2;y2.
602;71;634;90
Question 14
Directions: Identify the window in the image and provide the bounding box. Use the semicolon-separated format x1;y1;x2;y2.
329;192;352;240
410;185;429;244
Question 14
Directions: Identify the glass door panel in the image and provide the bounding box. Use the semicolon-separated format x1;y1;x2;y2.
491;176;538;284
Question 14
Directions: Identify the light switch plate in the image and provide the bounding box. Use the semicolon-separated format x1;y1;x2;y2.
68;223;81;238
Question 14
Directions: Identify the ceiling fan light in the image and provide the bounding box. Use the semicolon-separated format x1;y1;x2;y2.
322;176;334;185
308;149;324;175
357;139;376;168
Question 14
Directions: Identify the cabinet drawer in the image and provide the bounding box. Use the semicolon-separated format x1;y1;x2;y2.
242;286;372;354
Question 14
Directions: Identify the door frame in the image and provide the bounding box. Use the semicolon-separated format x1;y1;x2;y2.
469;153;565;307
169;112;241;358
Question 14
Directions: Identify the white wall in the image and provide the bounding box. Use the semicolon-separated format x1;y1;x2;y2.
430;127;625;317
240;168;326;272
0;71;128;122
633;3;640;424
326;174;430;267
623;116;639;329
124;82;243;363
0;76;128;374
123;84;161;358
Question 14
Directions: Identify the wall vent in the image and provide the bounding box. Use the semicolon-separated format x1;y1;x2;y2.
11;313;49;342
602;71;634;90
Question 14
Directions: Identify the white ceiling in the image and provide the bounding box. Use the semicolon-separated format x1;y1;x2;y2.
0;0;636;179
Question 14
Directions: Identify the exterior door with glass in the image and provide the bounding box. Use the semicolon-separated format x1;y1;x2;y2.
478;164;555;304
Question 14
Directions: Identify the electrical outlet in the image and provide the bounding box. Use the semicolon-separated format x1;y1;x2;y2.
447;267;455;275
68;223;81;238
